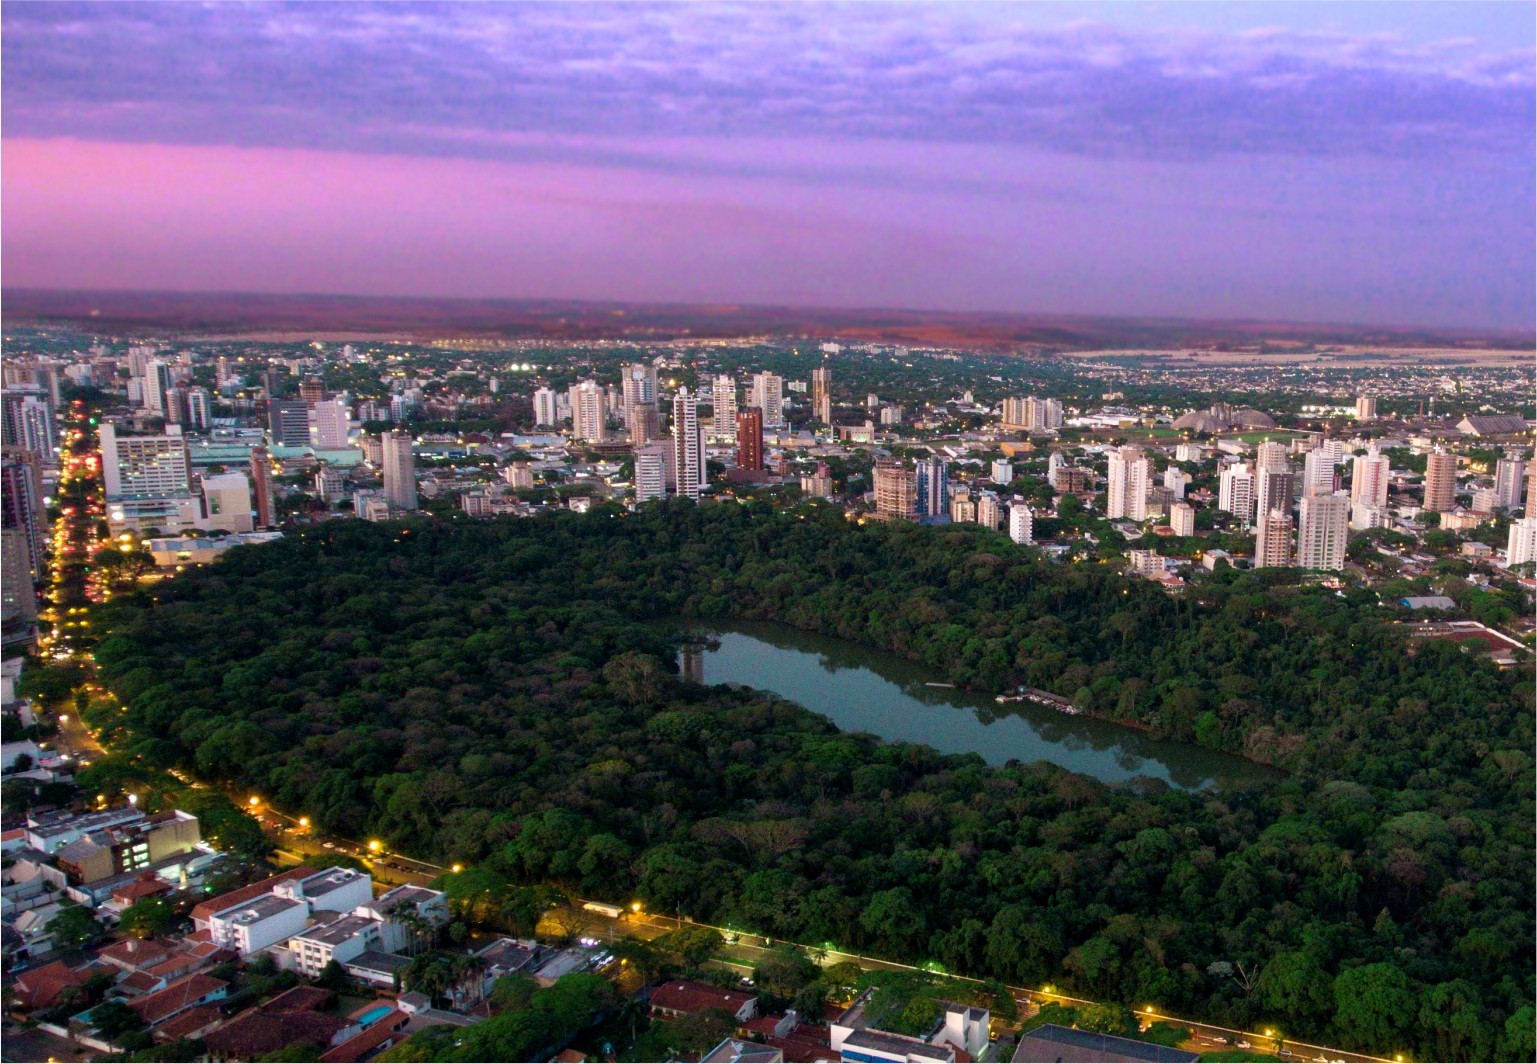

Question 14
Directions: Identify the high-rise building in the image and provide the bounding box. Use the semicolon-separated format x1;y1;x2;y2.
503;462;534;490
268;401;311;447
1255;441;1289;471
1254;508;1294;568
971;491;998;530
1302;448;1337;497
1493;457;1526;512
1218;462;1256;528
201;473;255;534
749;373;784;428
1256;468;1295;525
915;457;949;518
1355;395;1378;420
100;422;191;500
1047;452;1066;488
800;461;833;499
736;408;764;472
185;387;212;432
1297;494;1349;571
1163;466;1190;500
672;390;706;500
2;392;55;461
310;397;352;450
143;360;173;417
1;528;37;634
811;366;832;425
712;375;739;441
1;448;46;578
873;459;917;520
299;377;326;404
634;445;668;503
533;387;559;427
1507;515;1537;566
1002;396;1064;432
1351;445;1391;509
621;363;659;436
1170;501;1196;536
1423;448;1457;513
250;446;275;528
1106;446;1150;521
569;381;607;443
382;430;417;510
991;459;1013;486
1008;503;1033;545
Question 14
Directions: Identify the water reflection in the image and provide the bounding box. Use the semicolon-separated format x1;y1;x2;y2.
688;620;1278;792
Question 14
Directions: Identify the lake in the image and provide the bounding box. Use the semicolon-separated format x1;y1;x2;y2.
685;621;1278;791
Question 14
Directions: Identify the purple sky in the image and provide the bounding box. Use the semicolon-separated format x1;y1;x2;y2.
3;2;1532;329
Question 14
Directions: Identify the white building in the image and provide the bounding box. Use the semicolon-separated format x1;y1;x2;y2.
532;387;559;427
1355;395;1378;420
1008;503;1033;545
1170;501;1196;536
991;459;1012;486
569;381;607;443
1218;463;1256;529
1106;446;1150;521
748;373;784;428
1254;507;1293;569
1255;441;1289;471
382;430;417;510
673;389;706;500
1298;494;1349;571
1303;448;1337;497
100;422;192;501
1493;458;1526;511
1508;516;1537;567
634;445;668;503
1162;466;1189;499
711;375;738;441
310;397;352;450
200;472;255;534
208;893;309;955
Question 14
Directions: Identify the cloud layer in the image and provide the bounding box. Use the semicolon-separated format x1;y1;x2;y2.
4;2;1532;164
2;3;1532;329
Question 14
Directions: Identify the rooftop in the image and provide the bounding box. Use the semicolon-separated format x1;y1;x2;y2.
1011;1025;1200;1064
213;892;304;925
294;913;378;948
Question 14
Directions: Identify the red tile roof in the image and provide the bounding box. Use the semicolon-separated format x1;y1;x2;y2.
650;980;754;1017
318;1009;409;1062
98;937;177;971
10;960;94;1012
152;1004;225;1043
112;878;173;904
190;866;315;924
129;972;228;1026
204;1003;348;1060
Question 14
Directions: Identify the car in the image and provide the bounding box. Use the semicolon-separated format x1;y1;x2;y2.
323;841;336;849
1236;1042;1251;1050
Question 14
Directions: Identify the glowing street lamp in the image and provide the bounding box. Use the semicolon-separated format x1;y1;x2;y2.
451;863;464;874
298;817;310;829
368;840;382;853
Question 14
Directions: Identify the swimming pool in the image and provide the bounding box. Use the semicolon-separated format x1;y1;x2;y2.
357;1005;393;1027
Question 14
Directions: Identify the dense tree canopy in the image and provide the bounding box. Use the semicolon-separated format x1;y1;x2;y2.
90;503;1533;1060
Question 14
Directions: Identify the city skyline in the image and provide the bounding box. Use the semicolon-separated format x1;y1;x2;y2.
4;2;1533;330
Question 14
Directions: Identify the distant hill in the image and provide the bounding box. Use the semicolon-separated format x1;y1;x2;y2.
3;287;1530;351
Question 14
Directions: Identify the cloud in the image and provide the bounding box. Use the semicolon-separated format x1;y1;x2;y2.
3;2;1531;165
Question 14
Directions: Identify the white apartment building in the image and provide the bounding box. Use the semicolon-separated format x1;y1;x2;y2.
1107;446;1150;521
1008;503;1033;545
1298;494;1349;571
1218;463;1256;529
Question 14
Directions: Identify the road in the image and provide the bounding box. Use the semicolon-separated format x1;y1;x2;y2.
564;904;1387;1064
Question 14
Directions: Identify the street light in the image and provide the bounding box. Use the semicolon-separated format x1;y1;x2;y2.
368;840;382;853
298;817;310;829
248;796;261;808
451;863;464;874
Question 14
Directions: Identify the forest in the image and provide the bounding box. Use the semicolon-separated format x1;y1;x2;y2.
86;502;1534;1060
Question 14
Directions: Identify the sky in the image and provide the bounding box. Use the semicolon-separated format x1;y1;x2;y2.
3;2;1533;330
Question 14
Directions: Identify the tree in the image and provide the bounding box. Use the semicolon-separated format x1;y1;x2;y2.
120;896;175;940
90;999;146;1043
46;903;106;949
1331;963;1414;1051
601;652;667;707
